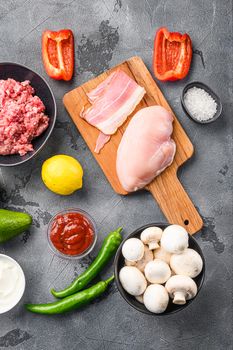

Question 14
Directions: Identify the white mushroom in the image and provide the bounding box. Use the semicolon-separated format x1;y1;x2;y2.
122;238;144;262
160;225;189;254
124;245;153;271
143;284;169;313
153;246;171;265
165;275;197;305
144;259;171;284
140;227;163;250
119;266;147;296
135;294;144;304
134;245;153;272
170;248;203;278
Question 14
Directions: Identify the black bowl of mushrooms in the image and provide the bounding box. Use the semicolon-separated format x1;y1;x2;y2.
114;223;205;315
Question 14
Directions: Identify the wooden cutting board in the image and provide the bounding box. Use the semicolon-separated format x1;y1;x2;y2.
63;56;203;234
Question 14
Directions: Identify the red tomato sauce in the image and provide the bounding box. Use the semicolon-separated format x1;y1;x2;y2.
50;212;94;256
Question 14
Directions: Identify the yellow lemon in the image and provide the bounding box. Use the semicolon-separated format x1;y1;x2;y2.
41;155;83;195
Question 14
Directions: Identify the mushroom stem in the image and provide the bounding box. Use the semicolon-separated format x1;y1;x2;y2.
173;291;186;305
149;242;159;250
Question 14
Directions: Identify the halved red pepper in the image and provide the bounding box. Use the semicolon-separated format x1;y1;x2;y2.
42;29;74;81
153;27;192;81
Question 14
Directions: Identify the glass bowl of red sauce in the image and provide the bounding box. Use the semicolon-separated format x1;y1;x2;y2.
47;208;97;259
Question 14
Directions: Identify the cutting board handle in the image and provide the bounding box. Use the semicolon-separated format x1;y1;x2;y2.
146;169;203;235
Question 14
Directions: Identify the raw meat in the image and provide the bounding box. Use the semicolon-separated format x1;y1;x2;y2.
116;106;176;192
80;70;145;153
86;72;117;104
94;132;110;153
0;79;49;156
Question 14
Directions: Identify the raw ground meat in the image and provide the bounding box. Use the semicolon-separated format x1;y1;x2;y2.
0;78;49;156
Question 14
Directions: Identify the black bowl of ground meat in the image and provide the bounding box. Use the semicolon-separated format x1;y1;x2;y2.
0;62;56;166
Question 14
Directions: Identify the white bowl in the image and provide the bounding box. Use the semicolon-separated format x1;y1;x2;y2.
0;254;26;314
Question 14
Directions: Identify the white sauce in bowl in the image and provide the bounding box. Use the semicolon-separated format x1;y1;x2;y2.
0;254;25;314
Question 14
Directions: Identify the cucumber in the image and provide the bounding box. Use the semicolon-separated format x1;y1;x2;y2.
0;209;32;243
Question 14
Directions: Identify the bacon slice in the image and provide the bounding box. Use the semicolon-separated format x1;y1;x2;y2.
87;72;117;104
94;132;111;153
80;70;145;149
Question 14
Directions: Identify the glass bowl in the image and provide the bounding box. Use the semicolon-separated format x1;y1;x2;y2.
47;208;97;260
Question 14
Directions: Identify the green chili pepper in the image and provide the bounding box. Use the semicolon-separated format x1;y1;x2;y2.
51;227;122;299
26;275;114;315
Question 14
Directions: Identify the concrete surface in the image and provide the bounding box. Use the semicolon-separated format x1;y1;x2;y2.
0;0;232;349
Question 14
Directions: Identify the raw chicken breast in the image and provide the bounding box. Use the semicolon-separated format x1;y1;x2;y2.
116;106;176;192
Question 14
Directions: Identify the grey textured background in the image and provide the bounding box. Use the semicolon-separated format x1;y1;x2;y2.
0;0;232;349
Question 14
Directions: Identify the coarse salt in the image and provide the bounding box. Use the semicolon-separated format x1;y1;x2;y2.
184;87;217;121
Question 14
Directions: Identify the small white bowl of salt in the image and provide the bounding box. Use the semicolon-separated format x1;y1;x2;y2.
181;82;222;124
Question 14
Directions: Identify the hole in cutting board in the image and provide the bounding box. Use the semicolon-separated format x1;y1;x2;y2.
184;220;189;226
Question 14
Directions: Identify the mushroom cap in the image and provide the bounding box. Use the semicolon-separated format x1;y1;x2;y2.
160;225;189;254
119;266;147;296
140;227;163;249
122;238;144;262
144;259;171;284
153;246;171;265
165;275;197;304
170;248;203;278
135;245;153;272
143;284;169;313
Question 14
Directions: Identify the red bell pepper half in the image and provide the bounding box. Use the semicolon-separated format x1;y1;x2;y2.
42;29;74;81
153;27;192;81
